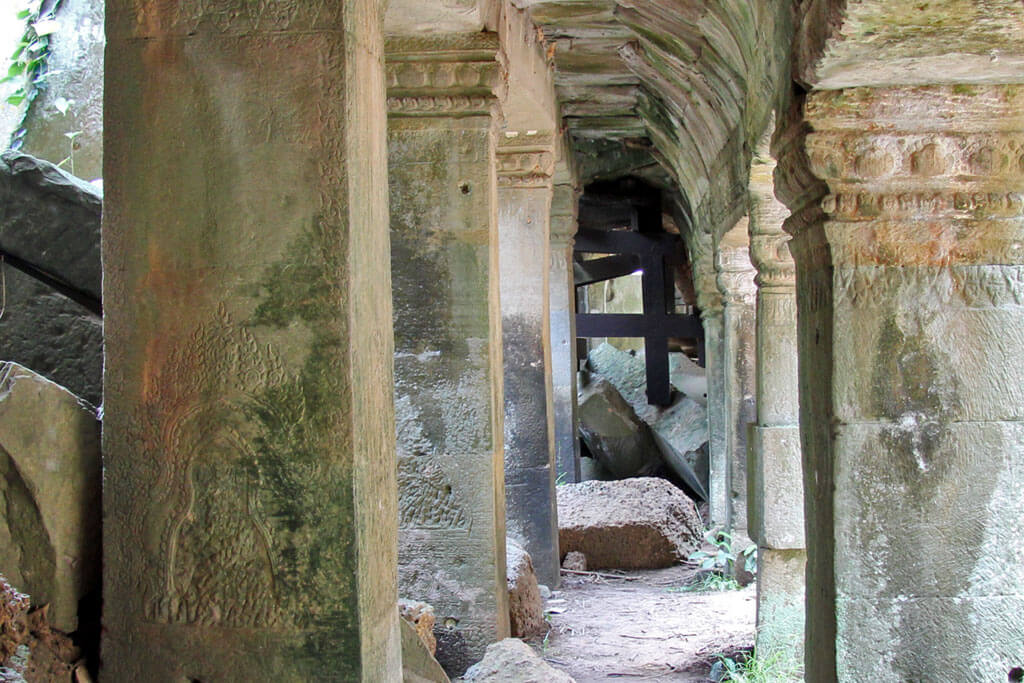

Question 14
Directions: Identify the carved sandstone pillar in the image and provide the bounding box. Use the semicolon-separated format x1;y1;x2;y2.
497;133;559;587
775;85;1024;681
549;178;581;484
747;144;805;657
102;1;399;679
386;34;509;676
691;238;728;525
715;224;757;536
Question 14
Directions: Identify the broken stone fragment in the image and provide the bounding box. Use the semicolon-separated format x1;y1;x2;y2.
399;599;438;657
461;638;575;682
0;363;101;633
577;377;662;479
506;539;545;639
401;616;450;683
587;344;709;497
561;551;587;572
557;478;703;569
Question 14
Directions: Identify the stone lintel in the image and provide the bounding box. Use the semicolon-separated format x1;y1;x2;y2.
386;33;506;118
796;0;1024;90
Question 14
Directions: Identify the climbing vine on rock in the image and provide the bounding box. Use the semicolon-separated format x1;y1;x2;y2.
2;0;62;146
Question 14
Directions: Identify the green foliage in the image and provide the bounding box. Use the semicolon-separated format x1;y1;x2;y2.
2;1;58;115
713;646;802;683
690;528;757;575
679;528;757;592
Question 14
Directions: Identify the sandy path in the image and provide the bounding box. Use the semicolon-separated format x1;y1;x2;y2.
531;565;755;682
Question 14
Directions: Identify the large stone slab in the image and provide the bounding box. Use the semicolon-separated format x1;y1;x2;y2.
16;0;105;182
0;151;102;304
0;363;100;633
0;267;102;407
586;344;709;495
557;478;702;569
576;377;661;479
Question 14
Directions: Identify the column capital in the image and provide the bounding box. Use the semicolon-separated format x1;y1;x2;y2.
715;229;757;305
385;33;506;117
799;85;1024;268
750;151;796;291
496;132;556;189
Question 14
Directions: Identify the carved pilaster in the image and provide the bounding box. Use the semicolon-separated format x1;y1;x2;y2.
715;239;757;307
749;129;795;294
385;33;505;117
805;85;1024;270
778;83;1024;681
496;132;555;189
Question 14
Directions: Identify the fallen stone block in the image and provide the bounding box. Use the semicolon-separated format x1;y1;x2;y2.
0;363;101;633
561;551;587;572
577;378;661;479
506;540;545;639
587;344;708;499
400;599;437;656
462;638;575;682
401;616;450;683
557;478;703;569
669;352;708;406
0;152;102;304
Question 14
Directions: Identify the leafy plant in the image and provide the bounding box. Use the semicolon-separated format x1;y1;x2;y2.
680;528;757;592
2;1;58;109
691;529;756;575
712;646;802;682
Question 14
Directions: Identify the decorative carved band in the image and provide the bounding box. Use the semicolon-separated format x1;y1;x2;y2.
835;265;1024;310
386;34;505;117
386;95;494;116
787;85;1024;268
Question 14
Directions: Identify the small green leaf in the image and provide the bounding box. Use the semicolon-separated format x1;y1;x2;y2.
6;93;26;105
16;9;30;19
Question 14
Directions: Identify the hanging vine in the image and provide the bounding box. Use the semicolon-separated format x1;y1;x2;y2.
2;0;62;147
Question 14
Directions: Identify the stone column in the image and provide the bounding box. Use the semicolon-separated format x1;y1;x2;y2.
715;225;757;535
690;241;728;525
102;1;400;680
497;132;559;587
776;85;1024;680
549;179;581;484
747;144;805;656
386;34;510;676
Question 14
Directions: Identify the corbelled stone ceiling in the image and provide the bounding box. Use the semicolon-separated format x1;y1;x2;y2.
386;0;792;242
515;0;791;239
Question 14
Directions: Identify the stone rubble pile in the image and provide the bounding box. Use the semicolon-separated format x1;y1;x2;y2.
461;638;575;683
557;478;703;569
579;343;709;498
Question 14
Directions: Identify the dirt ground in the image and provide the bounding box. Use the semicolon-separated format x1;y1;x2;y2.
528;564;755;682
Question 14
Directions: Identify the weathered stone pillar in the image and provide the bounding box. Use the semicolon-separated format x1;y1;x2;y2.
747;142;805;656
550;177;581;484
715;224;757;535
776;85;1024;680
386;34;510;676
690;239;728;525
497;132;559;587
102;1;400;680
